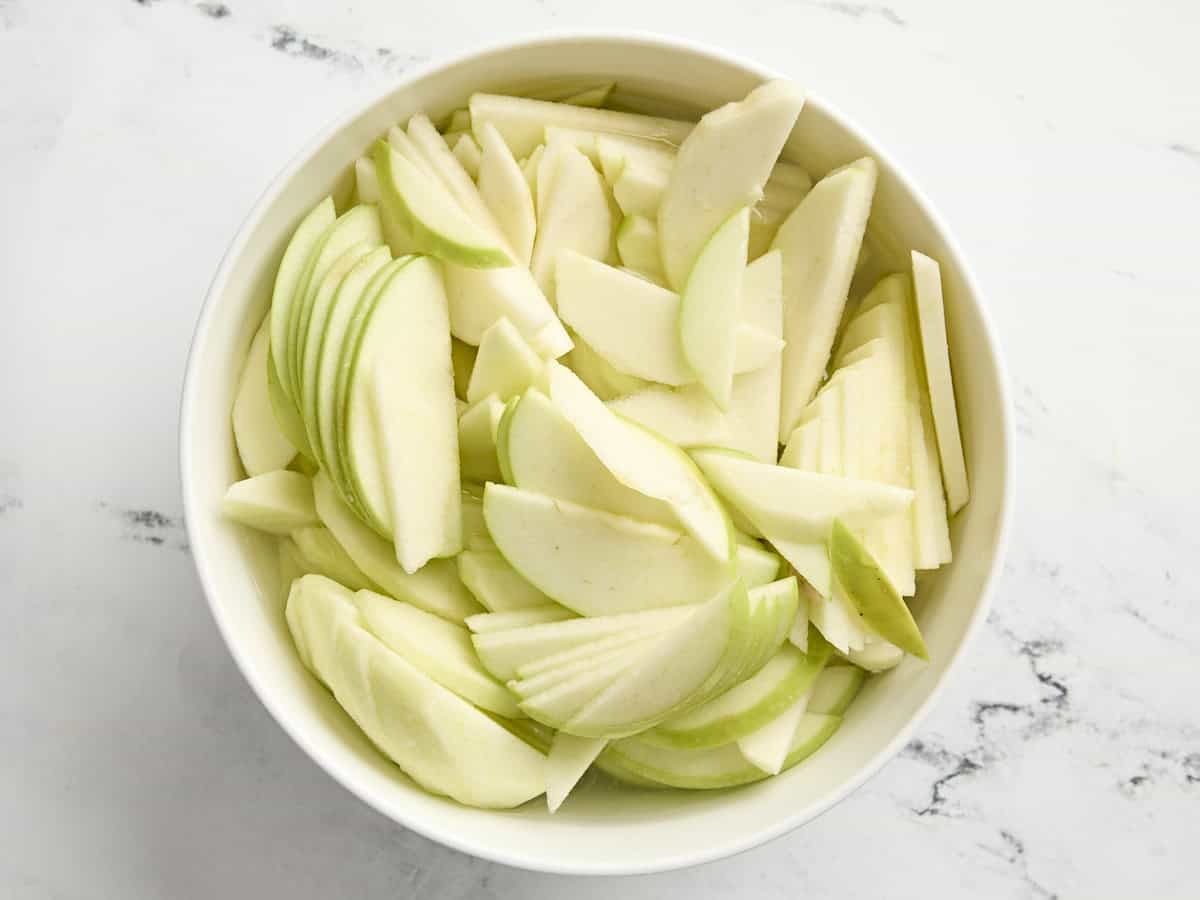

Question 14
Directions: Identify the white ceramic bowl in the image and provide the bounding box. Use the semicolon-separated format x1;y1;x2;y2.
180;33;1013;875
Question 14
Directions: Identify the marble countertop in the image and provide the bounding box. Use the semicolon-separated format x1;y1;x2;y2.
2;0;1196;896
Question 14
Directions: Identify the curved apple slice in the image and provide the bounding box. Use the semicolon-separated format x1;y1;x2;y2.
807;664;867;715
233;320;296;475
477;121;536;266
222;470;318;535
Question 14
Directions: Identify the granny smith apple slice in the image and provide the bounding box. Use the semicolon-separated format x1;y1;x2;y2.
607;384;730;448
283;204;382;401
830;519;928;659
233;319;296;476
458;395;505;483
736;685;810;775
511;634;664;700
846;637;905;672
733;575;802;688
500;388;676;527
267;347;314;461
470;604;694;682
343;256;462;571
269;196;335;400
469;92;692;160
612;159;668;218
530;144;613;303
486;714;555;755
466;317;544;403
556;252;782;386
291;526;376;591
442;263;571;358
483;484;728;615
563;331;651;401
313;472;483;623
546;733;607;813
546;363;733;561
518;647;647;729
615;215;666;283
353;589;519;717
465;607;576;634
680;207;750;409
373;140;509;268
723;249;784;461
222;470;318;534
648;632;830;750
736;538;782;588
789;582;812;650
300;245;391;465
477;121;536;266
563;580;741;739
911;251;969;514
774;157;877;439
807;664;866;715
659;81;804;290
451;134;481;178
457;549;555;613
514;627;668;682
286;575;545;808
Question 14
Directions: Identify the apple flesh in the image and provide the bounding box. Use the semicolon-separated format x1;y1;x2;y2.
233;320;296;476
477;121;536;267
222;470;319;535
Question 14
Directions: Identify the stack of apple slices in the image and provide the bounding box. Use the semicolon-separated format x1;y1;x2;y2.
219;77;970;811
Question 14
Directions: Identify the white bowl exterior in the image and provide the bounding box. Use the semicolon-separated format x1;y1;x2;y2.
181;34;1012;875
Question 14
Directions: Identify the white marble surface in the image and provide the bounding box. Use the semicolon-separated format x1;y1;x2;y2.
2;0;1197;896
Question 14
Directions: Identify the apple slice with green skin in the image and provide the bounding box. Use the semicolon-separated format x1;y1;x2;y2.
774;157;878;440
465;606;576;634
471;604;694;682
499;388;676;527
846;637;905;672
600;713;840;789
659;81;804;290
736;684;810;775
514;628;667;681
546;363;734;562
233;320;296;476
789;582;813;650
291;526;376;591
452;133;482;179
353;589;520;717
511;634;665;700
830;519;928;659
269;197;336;402
807;664;867;715
911;251;969;514
267;347;314;461
723;249;784;461
457;395;505;483
646;630;830;750
483;483;729;616
313;472;482;624
563;331;651;401
530;144;613;304
486;714;555;755
457;549;555;613
736;537;782;588
222;470;318;534
373;140;510;268
466;317;544;403
299;245;391;466
612;160;668;218
477;121;536;267
546;733;607;813
556;252;782;386
469;92;692;161
441;263;571;358
342;256;462;571
615;215;666;283
680;207;750;409
285;575;545;808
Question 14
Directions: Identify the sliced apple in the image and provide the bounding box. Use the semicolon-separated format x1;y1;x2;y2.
724;248;784;461
563;331;650;401
737;538;783;588
313;472;482;623
457;395;505;483
469;92;692;160
611;159;669;218
830;519;927;659
659;81;804;290
267;347;314;460
680;207;750;408
451;133;481;178
500;388;677;527
466;317;544;403
608;384;730;449
457;548;554;613
291;526;376;591
442;263;571;358
736;684;809;775
807;664;867;715
477;121;536;267
464;606;576;634
911;251;969;514
530;144;613;303
774;157;877;439
846;637;905;672
285;575;545;808
546;733;607;813
483;483;729;616
556;252;782;386
233;319;296;476
223;470;318;534
269;197;336;401
615;215;665;283
546;363;733;561
353;589;519;717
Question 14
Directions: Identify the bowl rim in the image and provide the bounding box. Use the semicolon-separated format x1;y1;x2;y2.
180;30;1014;876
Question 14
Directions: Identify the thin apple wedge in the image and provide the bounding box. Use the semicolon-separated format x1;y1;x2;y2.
456;548;556;613
464;607;576;634
546;362;734;562
807;664;867;715
477;121;536;266
466;317;544;403
457;395;505;483
442;264;572;359
223;470;318;534
483;483;729;615
233;320;296;476
615;215;666;284
563;331;651;401
659;80;804;290
546;733;607;813
291;526;376;591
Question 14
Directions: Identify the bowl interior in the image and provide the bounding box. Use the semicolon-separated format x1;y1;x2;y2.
182;35;1010;875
